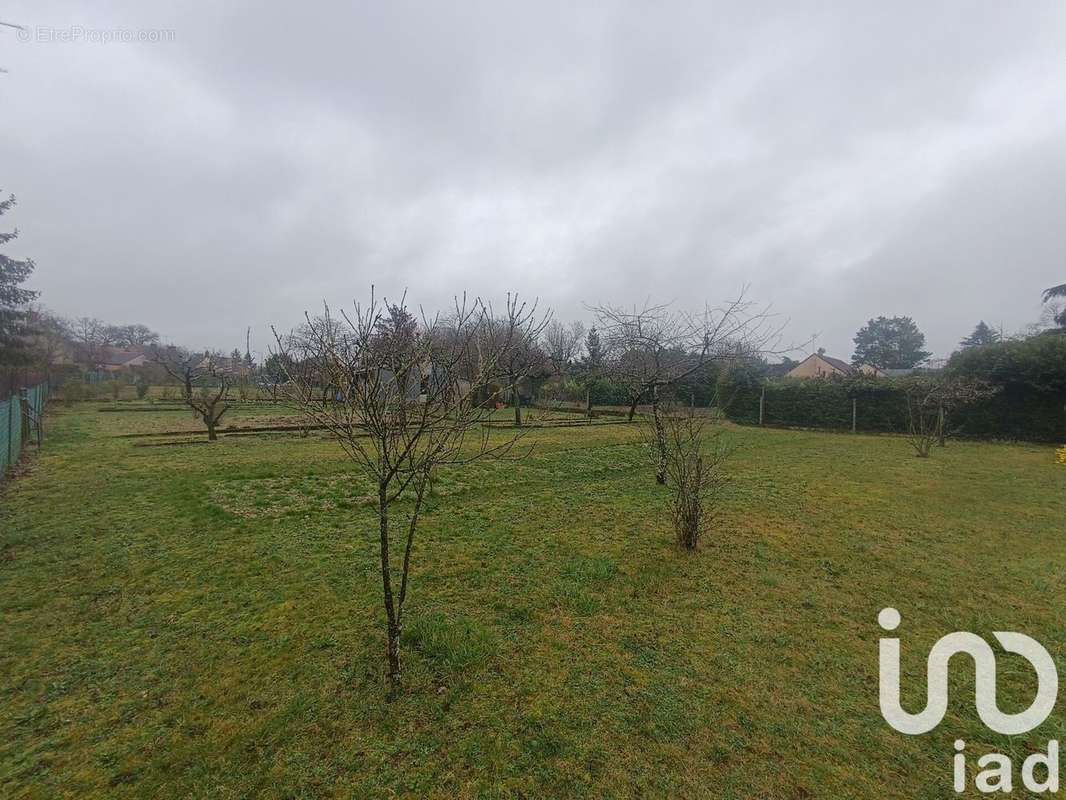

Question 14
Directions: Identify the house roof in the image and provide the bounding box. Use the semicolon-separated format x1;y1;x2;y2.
817;354;856;375
788;353;857;376
98;346;146;366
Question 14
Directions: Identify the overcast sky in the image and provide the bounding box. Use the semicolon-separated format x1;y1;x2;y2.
3;2;1065;361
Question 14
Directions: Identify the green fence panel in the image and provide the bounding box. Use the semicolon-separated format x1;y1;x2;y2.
0;397;10;474
1;381;48;480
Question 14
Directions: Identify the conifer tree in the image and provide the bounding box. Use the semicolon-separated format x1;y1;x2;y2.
0;193;38;365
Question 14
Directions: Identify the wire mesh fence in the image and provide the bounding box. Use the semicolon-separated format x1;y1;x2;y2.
1;381;49;479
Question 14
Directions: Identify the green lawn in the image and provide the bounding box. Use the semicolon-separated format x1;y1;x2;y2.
2;404;1064;798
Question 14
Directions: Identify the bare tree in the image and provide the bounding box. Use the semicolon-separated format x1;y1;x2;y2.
73;316;107;369
901;375;998;458
500;336;549;427
655;407;733;550
153;347;232;440
104;323;160;348
482;296;551;427
544;319;586;374
25;306;72;373
272;289;547;691
591;292;780;483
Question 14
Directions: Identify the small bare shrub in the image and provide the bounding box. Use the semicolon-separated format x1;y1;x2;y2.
658;409;733;550
901;376;998;458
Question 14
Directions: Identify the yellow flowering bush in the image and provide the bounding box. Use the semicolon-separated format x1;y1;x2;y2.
1058;446;1066;465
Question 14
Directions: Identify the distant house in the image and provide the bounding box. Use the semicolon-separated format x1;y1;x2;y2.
213;355;251;378
98;346;149;372
786;353;883;379
881;360;945;377
186;354;253;379
765;360;797;378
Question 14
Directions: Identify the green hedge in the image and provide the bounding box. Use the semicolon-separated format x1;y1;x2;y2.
724;377;1065;442
724;379;907;432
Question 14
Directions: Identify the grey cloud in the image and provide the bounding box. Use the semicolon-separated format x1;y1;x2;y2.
3;1;1065;359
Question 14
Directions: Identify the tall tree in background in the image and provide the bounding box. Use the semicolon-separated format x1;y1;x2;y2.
25;307;71;372
959;320;1001;349
578;325;604;415
0;194;38;365
104;323;160;348
1043;283;1066;329
543;319;585;374
851;316;930;369
583;326;603;371
73;317;107;369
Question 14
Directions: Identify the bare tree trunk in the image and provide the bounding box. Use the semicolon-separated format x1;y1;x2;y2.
652;387;667;485
205;415;217;441
627;396;639;422
585;387;592;419
937;404;946;447
513;380;522;427
397;474;427;608
386;620;400;692
378;481;401;691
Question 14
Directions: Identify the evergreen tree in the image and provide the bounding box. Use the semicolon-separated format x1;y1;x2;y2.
851;316;930;369
0;194;38;365
959;320;1001;349
583;326;603;370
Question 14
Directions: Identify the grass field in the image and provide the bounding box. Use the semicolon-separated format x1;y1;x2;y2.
2;403;1065;798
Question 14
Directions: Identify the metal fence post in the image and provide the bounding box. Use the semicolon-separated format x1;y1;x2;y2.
5;397;13;470
19;389;29;447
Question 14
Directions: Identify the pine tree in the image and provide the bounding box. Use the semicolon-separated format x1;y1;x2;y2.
851;316;930;369
583;326;603;370
0;193;38;366
959;320;1001;349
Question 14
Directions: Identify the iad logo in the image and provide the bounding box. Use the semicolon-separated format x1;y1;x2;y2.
878;608;1061;794
878;607;1058;735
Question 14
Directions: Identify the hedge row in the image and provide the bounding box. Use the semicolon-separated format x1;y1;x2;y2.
724;379;1066;442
